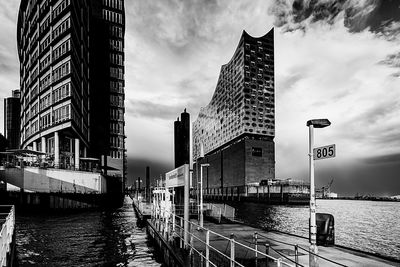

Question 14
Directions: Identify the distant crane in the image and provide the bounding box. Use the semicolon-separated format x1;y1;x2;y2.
321;178;334;198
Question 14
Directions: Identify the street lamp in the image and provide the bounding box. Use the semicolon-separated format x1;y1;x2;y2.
199;163;210;228
136;178;143;199
307;119;331;267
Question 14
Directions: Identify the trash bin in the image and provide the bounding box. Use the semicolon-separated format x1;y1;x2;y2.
315;213;334;246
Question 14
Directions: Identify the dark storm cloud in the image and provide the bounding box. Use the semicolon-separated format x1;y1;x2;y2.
363;153;400;165
126;157;172;186
269;0;400;35
126;100;186;120
316;159;400;196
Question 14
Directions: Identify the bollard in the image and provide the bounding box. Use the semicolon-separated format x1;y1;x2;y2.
295;244;299;266
277;258;282;267
230;233;235;267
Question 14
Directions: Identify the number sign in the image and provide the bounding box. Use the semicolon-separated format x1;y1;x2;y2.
313;144;335;160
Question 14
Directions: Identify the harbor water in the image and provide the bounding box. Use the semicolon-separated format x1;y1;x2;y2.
14;198;400;265
234;199;400;260
15;197;161;266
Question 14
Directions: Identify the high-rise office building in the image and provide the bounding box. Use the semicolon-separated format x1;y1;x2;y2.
17;0;126;180
174;109;190;168
4;90;21;149
193;29;275;189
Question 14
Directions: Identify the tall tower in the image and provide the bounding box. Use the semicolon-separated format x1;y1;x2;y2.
17;0;126;182
193;29;275;188
4;90;21;149
174;109;190;168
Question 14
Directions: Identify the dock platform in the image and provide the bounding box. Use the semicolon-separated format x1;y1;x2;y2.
132;200;400;266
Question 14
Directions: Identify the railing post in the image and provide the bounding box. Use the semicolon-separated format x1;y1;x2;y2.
254;232;258;258
180;217;184;248
277;258;282;267
230;233;235;267
206;230;210;267
295;244;299;266
172;213;175;236
265;243;270;267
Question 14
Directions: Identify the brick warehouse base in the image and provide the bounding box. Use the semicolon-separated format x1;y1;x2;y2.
193;135;275;188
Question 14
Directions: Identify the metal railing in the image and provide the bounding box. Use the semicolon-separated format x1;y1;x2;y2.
152;205;293;267
256;233;347;266
0;205;15;267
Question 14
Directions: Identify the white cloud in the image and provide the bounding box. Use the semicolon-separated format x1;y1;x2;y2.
275;16;400;180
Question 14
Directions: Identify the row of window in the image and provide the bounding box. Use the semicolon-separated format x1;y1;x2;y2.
110;136;124;148
53;39;70;62
110;80;124;93
110;122;124;134
102;10;123;24
52;17;70;41
109;149;123;159
110;94;123;107
53;104;70;124
110;108;124;120
110;25;123;38
53;0;70;20
110;67;124;79
110;53;123;66
103;0;123;10
53;61;70;83
110;39;123;52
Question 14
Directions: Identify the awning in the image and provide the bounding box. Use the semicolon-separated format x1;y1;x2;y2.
6;149;46;156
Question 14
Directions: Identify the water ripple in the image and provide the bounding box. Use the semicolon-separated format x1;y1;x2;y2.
16;197;162;266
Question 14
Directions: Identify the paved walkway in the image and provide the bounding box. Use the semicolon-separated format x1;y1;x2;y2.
190;220;399;267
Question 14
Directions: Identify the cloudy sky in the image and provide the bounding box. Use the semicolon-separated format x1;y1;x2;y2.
0;0;399;195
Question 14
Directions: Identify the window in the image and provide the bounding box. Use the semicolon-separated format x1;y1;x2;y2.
53;83;71;103
53;104;70;124
53;0;70;19
53;39;70;62
252;147;262;157
52;61;70;82
52;17;70;40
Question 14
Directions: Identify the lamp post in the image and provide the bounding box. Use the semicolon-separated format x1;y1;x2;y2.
136;178;142;199
307;119;331;267
199;163;210;228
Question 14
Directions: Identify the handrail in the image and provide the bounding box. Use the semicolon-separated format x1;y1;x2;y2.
258;232;346;266
153;205;293;267
0;205;15;267
297;245;348;267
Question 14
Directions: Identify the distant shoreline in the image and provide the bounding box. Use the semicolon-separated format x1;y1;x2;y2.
317;197;400;202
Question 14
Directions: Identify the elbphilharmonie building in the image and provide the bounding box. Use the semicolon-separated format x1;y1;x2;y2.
193;29;275;189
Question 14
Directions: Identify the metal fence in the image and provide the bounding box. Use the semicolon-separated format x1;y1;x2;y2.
0;205;15;267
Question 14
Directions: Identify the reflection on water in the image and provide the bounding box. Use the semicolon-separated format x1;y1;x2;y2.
233;199;400;260
16;197;161;266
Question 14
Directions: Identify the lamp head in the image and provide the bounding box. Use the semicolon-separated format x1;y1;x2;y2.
307;119;331;128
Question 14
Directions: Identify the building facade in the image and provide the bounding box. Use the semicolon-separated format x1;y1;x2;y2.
17;0;126;180
193;29;275;189
4;90;21;149
174;109;190;168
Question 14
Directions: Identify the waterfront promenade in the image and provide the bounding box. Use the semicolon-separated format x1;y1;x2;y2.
133;199;400;267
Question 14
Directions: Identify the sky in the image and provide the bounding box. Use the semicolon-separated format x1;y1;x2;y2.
0;0;399;196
